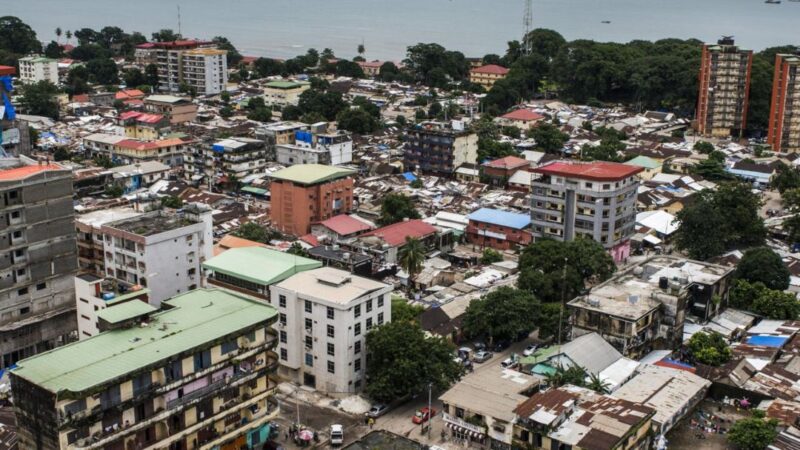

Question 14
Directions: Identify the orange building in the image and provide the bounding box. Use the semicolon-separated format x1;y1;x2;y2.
269;164;356;236
695;38;753;138
767;52;800;153
469;64;510;89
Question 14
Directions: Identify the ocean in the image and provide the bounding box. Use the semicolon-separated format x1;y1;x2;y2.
7;0;798;60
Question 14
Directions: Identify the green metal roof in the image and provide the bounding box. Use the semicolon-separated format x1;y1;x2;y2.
96;300;156;324
625;155;661;170
241;186;268;196
12;289;277;395
106;288;151;306
269;164;356;185
265;81;307;89
203;246;322;286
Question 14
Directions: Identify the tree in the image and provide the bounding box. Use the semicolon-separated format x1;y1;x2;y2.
357;43;365;57
66;65;90;96
219;106;233;118
378;62;401;82
392;297;425;324
688;331;731;366
145;63;159;86
335;60;364;78
53;148;70;162
694;141;715;154
123;68;147;88
297;90;347;121
44;41;63;59
538;303;569;342
0;16;41;56
481;248;503;265
772;162;800;193
336;107;380;134
674;183;765;260
530;123;568;154
586;373;610;394
365;321;462;403
86;58;119;85
728;416;778;450
160;196;183;209
409;179;422;189
544;364;586;389
404;43;469;88
19;81;60;120
477;139;517;163
105;185;124;198
232;222;269;243
212;36;242;66
152;29;180;42
517;239;616;303
751;288;800;320
399;237;426;279
287;242;308;257
463;287;540;343
690;157;735;182
581;138;625;162
254;58;285;77
735;247;790;290
65;30;72;45
55;27;62;44
93;155;115;169
378;193;420;226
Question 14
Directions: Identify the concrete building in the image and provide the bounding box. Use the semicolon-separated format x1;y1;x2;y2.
0;157;78;368
191;137;267;188
99;204;213;306
310;214;372;244
270;267;392;395
353;219;447;271
134;41;227;95
493;109;545;131
269;165;356;236
468;64;510;89
263;80;311;107
480;156;530;187
768;52;800;152
530;161;642;262
143;95;198;124
696;38;753;138
11;288;279;450
75;274;150;338
255;121;309;160
203;246;322;303
568;256;733;358
624;155;662;181
276;130;353;166
107;161;171;194
18;56;58;85
466;208;532;251
404;122;479;175
83;133;192;167
76;208;143;276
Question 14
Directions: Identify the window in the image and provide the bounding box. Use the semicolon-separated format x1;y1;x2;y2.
17;288;27;296
279;295;286;308
304;300;312;313
280;330;287;343
305;353;314;367
327;306;334;320
378;295;385;308
327;343;335;356
327;361;335;374
64;398;86;416
280;348;288;361
305;335;313;349
305;318;313;330
100;385;121;409
354;341;361;354
354;304;361;318
221;339;238;354
193;349;211;371
165;359;182;381
366;299;373;313
354;323;361;336
354;358;361;372
366;318;373;330
131;371;151;397
327;325;334;338
19;307;29;315
280;313;287;326
378;312;384;325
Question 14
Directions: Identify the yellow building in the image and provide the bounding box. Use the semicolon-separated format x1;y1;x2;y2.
469;64;509;89
263;80;311;107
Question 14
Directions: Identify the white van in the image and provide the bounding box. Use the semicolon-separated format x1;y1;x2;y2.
330;424;344;446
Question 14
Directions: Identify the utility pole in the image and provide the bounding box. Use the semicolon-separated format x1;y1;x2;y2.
523;0;533;56
177;5;182;37
557;256;568;347
427;382;433;438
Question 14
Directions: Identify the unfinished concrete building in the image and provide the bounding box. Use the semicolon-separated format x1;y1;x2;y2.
0;156;78;367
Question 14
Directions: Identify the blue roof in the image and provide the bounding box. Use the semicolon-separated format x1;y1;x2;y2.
467;208;531;230
746;335;789;348
403;172;417;182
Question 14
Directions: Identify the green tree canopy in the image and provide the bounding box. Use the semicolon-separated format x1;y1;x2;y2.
337;107;380;134
772;162;800;193
365;321;462;403
391;297;424;324
693;141;715;154
530;123;569;154
160;196;183;209
463;287;540;343
688;331;731;366
728;416;778;450
212;36;242;66
735;247;790;290
335;60;364;78
232;222;269;243
20;81;60;120
537;302;569;342
581;138;625;162
0;16;41;59
399;237;426;278
404;43;469;88
378;193;420;226
86;58;120;85
286;242;308;257
481;248;503;265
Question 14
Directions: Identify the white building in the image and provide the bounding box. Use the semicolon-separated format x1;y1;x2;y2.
263;80;311;107
99;204;213;305
269;267;392;395
180;48;228;95
18;56;58;85
74;274;150;339
276;131;353;166
188;137;267;186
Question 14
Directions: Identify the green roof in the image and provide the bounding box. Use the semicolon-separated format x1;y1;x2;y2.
203;246;322;286
96;300;156;324
269;164;356;185
625;155;661;170
12;289;277;395
265;81;308;89
106;288;151;306
241;186;268;196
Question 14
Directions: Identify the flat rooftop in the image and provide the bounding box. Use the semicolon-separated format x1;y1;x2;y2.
439;365;540;422
76;207;143;228
0;162;65;182
105;210;199;236
203;246;322;286
533;161;643;182
269;164;355;185
12;289;277;394
274;267;389;305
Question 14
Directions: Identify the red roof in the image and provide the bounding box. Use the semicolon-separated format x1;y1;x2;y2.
361;219;437;247
532;161;643;181
483;155;529;170
116;89;146;100
0;66;15;76
72;94;90;103
299;234;320;247
471;64;509;75
500;109;545;122
320;214;371;236
116;138;188;151
0;164;63;181
135;40;212;50
118;111;164;124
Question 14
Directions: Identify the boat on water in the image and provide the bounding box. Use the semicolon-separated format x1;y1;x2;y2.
765;0;781;4
601;20;611;24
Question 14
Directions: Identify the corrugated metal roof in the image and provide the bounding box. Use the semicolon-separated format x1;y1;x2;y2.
203;246;321;286
467;207;531;230
269;164;355;185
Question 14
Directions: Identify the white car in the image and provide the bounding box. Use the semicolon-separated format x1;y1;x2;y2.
501;357;515;368
523;344;538;357
330;424;344;446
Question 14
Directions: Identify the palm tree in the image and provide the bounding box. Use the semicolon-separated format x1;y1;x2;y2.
65;30;72;45
55;27;62;44
586;373;610;394
399;237;426;280
357;43;365;57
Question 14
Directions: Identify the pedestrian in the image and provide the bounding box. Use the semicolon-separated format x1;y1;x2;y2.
368;417;374;429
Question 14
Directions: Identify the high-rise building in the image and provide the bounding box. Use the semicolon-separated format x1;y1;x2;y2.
11;288;279;450
696;38;753;138
404;121;479;175
530;161;642;262
135;41;228;95
17;56;58;85
768;51;800;152
0;156;78;367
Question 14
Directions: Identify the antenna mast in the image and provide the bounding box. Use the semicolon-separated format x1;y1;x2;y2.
523;0;533;55
177;5;182;37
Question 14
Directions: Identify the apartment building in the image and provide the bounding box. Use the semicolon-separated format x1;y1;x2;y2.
696;37;753;138
270;267;392;395
11;288;279;450
144;95;198;124
18;56;58;85
0;65;32;157
134;41;227;95
0;157;78;368
469;64;510;89
276;129;353;166
76;208;143;276
270;165;356;236
768;52;800;152
466;208;532;251
404;122;479;175
263;80;311;107
530;161;642;262
99;204;213;306
188;137;267;188
75;274;150;338
83;133;193;167
255;121;309;160
118;111;170;140
568;256;733;358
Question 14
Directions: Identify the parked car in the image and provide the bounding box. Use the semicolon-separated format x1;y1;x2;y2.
493;340;511;352
367;403;389;418
458;347;473;360
472;350;493;363
473;341;486;351
330;424;344;446
523;344;538;357
412;407;437;424
501;357;515;368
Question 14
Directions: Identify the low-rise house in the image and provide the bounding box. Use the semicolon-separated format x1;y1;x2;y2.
306;245;373;277
469;64;510;89
508;170;535;192
117;111;170;140
625;155;662;181
83;133;192;167
726;161;776;188
466;208;532;251
523;332;624;378
494;109;545;131
455;163;481;183
310;214;372;243
353;219;450;270
108;161;171;194
481;156;530;187
143;95;198;124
